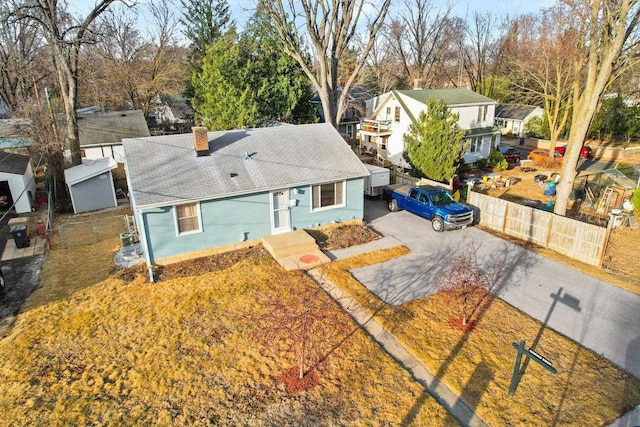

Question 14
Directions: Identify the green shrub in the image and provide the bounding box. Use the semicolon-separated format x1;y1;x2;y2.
476;158;489;169
632;188;640;214
488;150;508;171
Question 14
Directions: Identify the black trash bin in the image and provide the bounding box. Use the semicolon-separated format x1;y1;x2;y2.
10;225;29;248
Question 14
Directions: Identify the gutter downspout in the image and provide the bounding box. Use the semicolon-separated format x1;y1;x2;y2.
136;208;155;283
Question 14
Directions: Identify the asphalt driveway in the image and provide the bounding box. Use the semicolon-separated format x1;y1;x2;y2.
357;197;640;380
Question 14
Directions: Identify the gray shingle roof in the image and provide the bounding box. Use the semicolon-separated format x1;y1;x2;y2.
0;151;31;175
123;123;369;208
495;104;541;120
396;88;495;106
79;110;150;147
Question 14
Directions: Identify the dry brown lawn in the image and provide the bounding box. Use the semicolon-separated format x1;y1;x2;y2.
4;206;638;425
0;241;454;425
319;249;640;426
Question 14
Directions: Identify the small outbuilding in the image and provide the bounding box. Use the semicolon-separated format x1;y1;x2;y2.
0;151;36;213
64;157;118;214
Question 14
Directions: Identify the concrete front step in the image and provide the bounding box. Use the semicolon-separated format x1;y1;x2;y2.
262;230;331;270
262;229;318;259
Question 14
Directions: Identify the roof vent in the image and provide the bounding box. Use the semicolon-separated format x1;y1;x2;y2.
192;126;210;157
244;151;251;160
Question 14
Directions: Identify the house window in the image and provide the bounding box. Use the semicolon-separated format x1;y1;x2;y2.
312;181;345;210
491;134;497;150
175;202;201;234
483;105;488;121
477;106;482;122
346;124;353;139
469;137;481;153
394;106;401;122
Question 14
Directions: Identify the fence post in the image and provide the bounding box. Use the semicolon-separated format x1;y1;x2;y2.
58;227;67;248
93;220;99;243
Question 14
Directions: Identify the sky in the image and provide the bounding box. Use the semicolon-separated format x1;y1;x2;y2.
67;0;558;34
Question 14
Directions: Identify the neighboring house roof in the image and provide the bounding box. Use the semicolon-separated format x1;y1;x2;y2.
495;104;541;121
79;110;150;147
0;119;32;148
64;157;117;186
396;88;496;107
123;122;370;208
0;151;31;175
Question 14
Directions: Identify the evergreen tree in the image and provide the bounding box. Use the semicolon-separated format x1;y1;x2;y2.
179;0;234;98
404;99;467;182
192;16;316;130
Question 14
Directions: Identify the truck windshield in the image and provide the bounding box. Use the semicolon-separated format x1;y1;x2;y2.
431;192;455;206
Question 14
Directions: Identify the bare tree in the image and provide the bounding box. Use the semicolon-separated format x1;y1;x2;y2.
387;0;454;88
555;0;640;216
461;11;508;97
250;270;351;392
13;0;132;166
89;3;187;116
507;8;578;161
0;0;51;113
265;0;391;128
437;245;496;328
361;30;402;94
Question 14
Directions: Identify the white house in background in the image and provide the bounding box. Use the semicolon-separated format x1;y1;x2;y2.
78;110;150;163
0;152;36;213
494;104;544;137
359;88;500;167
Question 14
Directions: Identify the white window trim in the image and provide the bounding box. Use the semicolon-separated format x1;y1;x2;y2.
310;181;346;212
173;202;203;236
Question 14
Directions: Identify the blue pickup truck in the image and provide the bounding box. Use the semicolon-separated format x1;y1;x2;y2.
384;184;474;232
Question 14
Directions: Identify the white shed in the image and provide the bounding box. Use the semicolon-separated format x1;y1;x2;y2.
0;152;36;213
64;157;118;214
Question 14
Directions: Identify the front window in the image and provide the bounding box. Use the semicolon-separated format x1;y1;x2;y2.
394;106;401;122
175;202;201;234
346;124;353;138
477;106;482;122
312;181;345;210
483;105;488;121
468;137;481;153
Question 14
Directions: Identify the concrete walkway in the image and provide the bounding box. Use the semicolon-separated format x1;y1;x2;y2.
307;268;487;427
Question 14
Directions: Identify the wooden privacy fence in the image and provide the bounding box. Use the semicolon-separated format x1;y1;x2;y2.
467;191;608;267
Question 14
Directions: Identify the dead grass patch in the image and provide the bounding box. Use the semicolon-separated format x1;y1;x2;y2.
306;223;380;250
318;251;640;426
1;243;454;425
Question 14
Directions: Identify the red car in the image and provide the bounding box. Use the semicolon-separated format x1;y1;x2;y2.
555;145;593;159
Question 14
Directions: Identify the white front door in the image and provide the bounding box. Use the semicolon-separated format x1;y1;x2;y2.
271;189;291;234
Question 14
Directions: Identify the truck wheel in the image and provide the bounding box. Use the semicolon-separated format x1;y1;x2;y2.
515;156;520;164
388;199;398;212
432;216;444;232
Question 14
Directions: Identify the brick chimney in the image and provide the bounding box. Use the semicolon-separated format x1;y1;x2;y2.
413;78;424;90
192;126;210;157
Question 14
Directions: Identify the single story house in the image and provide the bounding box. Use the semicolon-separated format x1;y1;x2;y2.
64;157;118;214
122;123;369;268
494;104;543;137
78;110;150;163
0;152;36;213
360;88;501;166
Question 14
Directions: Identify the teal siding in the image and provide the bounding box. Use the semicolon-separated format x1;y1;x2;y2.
141;178;365;263
144;192;271;262
289;178;364;229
